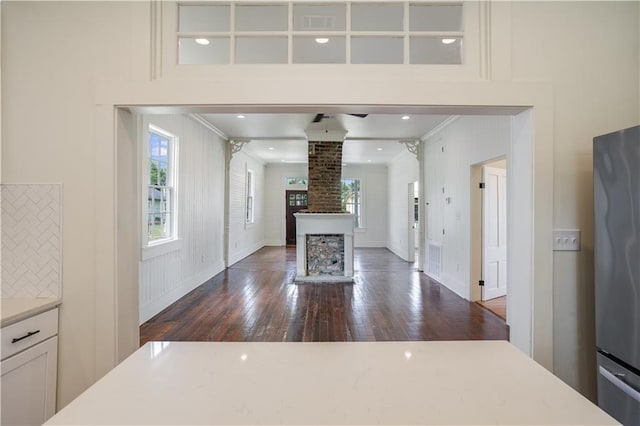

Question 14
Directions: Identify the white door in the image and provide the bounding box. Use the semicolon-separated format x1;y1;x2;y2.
482;166;507;301
407;182;416;262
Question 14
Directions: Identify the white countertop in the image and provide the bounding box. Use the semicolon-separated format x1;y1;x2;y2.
1;298;61;327
46;341;617;425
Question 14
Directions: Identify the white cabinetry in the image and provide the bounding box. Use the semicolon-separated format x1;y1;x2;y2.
1;308;58;426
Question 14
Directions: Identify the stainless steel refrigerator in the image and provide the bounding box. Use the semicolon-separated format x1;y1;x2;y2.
594;125;640;425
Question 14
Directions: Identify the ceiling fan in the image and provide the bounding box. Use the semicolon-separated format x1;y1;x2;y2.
312;113;368;123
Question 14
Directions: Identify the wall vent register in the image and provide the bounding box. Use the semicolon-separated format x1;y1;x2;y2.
177;2;464;65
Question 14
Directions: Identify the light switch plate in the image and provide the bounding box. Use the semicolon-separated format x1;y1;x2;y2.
553;229;581;251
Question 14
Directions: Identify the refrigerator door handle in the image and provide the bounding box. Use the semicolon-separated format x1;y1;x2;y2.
599;365;640;402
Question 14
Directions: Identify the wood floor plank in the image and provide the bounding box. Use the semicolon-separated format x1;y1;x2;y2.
140;247;509;345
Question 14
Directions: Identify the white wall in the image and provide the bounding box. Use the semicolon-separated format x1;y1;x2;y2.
510;1;639;399
2;1;141;407
228;150;265;264
264;163;308;245
423;116;511;300
343;164;388;247
387;150;419;260
1;0;638;408
139;114;226;324
264;163;388;247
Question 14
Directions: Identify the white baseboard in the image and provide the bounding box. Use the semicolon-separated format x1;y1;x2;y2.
386;244;410;261
139;260;225;325
263;239;284;246
355;240;387;248
425;271;470;301
228;241;265;266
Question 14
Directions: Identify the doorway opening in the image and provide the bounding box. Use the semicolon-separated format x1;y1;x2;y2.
114;105;539;367
471;157;508;321
407;181;420;264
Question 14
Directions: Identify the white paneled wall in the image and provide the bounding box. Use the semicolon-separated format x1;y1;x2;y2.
228;150;265;265
139;115;226;324
387;150;419;260
423;116;510;300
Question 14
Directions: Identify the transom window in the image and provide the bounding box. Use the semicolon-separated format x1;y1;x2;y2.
147;125;177;244
286;177;308;186
177;2;464;65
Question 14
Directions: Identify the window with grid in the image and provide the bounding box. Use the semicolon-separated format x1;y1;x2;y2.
341;178;362;228
147;126;177;244
176;2;464;65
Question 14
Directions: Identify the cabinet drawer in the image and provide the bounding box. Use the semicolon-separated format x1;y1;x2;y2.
1;308;58;360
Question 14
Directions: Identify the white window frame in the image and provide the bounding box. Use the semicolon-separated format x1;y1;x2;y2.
142;124;180;259
341;177;363;229
161;1;478;78
246;169;255;225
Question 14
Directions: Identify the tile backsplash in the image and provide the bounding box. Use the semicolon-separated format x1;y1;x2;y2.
1;184;62;298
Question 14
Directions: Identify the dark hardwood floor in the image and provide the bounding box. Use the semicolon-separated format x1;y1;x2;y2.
140;247;509;345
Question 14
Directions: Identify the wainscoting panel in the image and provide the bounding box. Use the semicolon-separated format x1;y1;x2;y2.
139;115;226;324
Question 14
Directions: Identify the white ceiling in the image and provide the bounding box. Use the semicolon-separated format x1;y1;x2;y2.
199;113;451;164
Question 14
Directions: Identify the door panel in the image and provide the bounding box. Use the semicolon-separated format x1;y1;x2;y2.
285;190;308;245
482;166;507;301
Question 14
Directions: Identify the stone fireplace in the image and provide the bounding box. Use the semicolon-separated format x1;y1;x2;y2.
295;118;355;283
294;213;354;283
306;234;344;276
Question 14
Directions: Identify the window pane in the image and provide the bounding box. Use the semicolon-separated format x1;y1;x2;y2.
159;139;168;159
179;37;230;65
236;37;287;64
409;4;463;32
342;179;361;228
149;133;159;158
351;4;403;31
410;37;462;64
293;4;346;31
236;5;288;31
351;37;403;64
157;165;167;185
179;5;230;32
149;213;166;239
148;187;157;211
292;37;345;64
161;188;171;212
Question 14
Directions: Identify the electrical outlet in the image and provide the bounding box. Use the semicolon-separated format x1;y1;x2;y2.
553;229;581;251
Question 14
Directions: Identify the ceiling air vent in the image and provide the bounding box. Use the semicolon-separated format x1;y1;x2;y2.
302;15;335;30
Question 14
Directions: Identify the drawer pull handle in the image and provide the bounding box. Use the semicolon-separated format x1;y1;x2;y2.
11;330;41;343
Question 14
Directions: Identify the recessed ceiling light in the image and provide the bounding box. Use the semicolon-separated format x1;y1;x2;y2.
377;148;383;151
236;114;245;119
441;38;456;45
367;160;372;163
268;147;274;150
315;38;329;44
195;38;210;46
402;115;410;120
